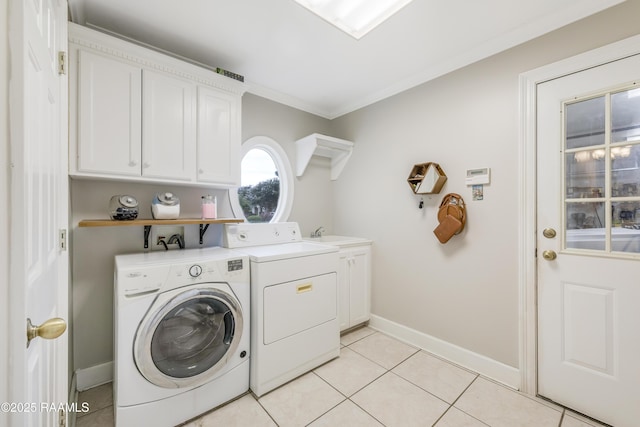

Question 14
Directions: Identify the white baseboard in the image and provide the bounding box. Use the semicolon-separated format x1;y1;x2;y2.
368;315;521;390
75;361;113;392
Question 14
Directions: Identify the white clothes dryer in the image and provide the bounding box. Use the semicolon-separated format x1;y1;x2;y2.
223;222;340;397
114;247;249;427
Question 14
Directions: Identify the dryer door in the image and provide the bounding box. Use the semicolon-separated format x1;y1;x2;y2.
134;285;243;388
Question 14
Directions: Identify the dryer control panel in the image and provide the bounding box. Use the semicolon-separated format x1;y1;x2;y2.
223;222;302;248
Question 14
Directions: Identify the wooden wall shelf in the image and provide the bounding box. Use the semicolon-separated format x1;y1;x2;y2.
78;218;243;248
78;218;243;227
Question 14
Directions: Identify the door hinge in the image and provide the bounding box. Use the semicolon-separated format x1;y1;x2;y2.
59;229;67;251
59;408;66;427
58;51;67;75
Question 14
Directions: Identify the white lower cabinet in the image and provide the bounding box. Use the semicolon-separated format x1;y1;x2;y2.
336;243;372;331
68;23;245;188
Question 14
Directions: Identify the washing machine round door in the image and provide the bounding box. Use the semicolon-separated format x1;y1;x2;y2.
134;286;243;388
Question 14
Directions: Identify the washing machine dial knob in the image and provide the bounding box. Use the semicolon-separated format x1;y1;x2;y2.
189;265;203;277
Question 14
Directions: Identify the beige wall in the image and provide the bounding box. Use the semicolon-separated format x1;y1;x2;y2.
70;0;640;376
330;0;640;367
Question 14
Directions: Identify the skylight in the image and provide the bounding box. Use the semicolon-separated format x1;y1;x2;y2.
294;0;415;39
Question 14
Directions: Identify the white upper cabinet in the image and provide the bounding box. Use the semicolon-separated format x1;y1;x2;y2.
197;86;240;185
77;50;142;176
68;23;246;188
142;70;196;181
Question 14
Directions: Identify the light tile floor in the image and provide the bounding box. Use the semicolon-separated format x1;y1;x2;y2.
77;327;609;427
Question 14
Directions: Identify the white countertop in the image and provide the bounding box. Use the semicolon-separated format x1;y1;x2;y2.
304;235;372;248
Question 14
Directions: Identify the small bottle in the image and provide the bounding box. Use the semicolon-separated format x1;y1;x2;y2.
201;195;217;219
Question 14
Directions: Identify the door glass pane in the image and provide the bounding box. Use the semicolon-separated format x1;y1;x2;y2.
566;202;606;250
566;96;605;149
151;297;234;378
611;144;640;197
611;88;640;143
562;86;640;257
611;201;640;253
565;151;605;198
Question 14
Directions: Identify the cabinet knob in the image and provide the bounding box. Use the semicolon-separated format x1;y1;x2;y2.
129;160;138;167
198;169;204;174
143;162;150;169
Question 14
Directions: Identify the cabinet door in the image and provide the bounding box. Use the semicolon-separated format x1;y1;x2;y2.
348;247;371;327
337;252;351;332
77;50;142;176
197;86;240;185
142;70;196;181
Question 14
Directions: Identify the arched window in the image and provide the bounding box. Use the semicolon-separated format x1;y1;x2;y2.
230;136;294;223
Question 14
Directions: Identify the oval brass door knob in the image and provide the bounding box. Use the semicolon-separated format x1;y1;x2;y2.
542;250;557;261
26;317;66;347
542;228;557;238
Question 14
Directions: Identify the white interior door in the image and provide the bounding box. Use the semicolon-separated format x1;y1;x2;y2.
537;53;640;426
8;0;69;426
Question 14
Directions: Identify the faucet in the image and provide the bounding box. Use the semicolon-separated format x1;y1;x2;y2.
167;234;185;249
311;226;325;238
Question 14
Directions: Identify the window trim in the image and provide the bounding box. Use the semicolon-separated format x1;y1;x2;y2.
229;136;294;223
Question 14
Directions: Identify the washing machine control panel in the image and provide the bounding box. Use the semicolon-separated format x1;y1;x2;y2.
165;258;248;287
189;264;203;277
115;249;249;297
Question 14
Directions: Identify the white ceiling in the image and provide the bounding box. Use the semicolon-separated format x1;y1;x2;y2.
68;0;625;119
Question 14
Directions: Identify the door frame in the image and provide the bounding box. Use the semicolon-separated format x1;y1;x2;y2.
1;2;9;424
518;33;640;396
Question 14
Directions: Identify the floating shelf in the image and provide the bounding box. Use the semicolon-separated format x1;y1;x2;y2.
296;133;354;180
78;218;243;249
78;218;243;227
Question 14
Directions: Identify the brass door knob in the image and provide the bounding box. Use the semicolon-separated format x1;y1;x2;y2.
542;250;557;261
27;317;66;347
542;228;557;238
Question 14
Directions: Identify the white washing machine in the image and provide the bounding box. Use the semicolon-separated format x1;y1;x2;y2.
223;222;340;397
114;247;250;427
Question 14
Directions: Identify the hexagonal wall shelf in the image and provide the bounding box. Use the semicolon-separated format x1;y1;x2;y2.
407;162;447;194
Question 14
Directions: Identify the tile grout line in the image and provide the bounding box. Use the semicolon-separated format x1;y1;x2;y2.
308;329;421;427
345;332;421;372
309;356;389;426
558;408;566;427
254;394;281;427
431;374;491;427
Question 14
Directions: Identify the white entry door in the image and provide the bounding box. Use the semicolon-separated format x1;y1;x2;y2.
537;53;640;426
8;0;69;426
